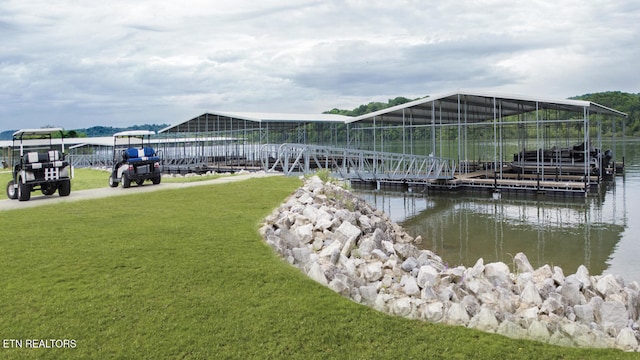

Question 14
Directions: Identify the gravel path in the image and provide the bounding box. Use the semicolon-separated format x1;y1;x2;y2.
0;172;283;211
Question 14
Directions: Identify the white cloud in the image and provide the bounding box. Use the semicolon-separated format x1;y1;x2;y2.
0;0;638;130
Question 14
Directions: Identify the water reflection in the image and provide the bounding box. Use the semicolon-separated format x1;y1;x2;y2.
355;140;640;283
357;182;627;280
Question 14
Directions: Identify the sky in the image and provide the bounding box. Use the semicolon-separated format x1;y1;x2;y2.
1;0;639;131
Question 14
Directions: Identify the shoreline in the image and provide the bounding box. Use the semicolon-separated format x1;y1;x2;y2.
261;176;640;351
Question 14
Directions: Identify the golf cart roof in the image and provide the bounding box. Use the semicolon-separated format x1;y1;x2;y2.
13;128;65;137
113;130;156;137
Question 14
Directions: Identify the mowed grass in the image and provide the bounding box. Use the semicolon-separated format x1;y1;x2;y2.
0;176;632;359
0;168;109;193
0;167;225;194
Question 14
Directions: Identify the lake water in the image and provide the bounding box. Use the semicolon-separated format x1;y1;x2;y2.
355;139;640;284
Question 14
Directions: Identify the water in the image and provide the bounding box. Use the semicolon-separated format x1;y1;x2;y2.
355;139;640;284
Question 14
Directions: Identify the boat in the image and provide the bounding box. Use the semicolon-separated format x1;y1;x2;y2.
510;142;612;176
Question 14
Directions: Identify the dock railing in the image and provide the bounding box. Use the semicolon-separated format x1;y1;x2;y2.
260;143;456;181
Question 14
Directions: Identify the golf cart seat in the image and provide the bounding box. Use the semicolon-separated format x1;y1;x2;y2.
123;147;160;162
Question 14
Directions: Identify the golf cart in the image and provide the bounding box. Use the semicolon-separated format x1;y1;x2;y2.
6;128;73;201
108;130;162;188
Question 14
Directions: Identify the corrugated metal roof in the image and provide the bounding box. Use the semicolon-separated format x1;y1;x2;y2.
346;89;628;124
159;111;350;133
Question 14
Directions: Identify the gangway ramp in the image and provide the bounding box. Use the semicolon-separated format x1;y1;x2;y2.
260;144;455;181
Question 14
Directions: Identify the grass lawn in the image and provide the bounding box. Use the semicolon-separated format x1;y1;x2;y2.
0;168;225;194
0;176;632;359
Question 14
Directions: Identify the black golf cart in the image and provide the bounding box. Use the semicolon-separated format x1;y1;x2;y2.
108;130;162;188
6;128;72;201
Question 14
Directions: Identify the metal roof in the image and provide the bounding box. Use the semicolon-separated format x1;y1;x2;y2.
159;111;350;134
347;90;628;124
158;90;627;134
113;130;156;137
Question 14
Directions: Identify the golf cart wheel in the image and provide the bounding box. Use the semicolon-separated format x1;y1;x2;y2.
17;179;30;201
108;175;118;188
136;179;144;186
152;175;161;185
6;180;18;200
122;173;131;188
41;183;58;196
58;179;71;197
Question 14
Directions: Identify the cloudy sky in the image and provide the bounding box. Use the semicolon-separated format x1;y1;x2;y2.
1;0;639;131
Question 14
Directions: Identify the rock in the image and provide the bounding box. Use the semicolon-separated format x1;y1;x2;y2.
370;249;389;261
359;285;378;305
540;293;564;316
423;301;444;322
358;238;377;258
514;252;534;273
528;320;551;342
552;266;565;285
390;297;413;318
401;257;419;272
575;265;592;289
446;303;470;326
363;262;383;282
573;304;594;324
560;277;586;306
319;240;341;258
596;274;623;297
291;247;311;265
307;261;328;285
329;274;352;296
599;301;628;331
615;328;638;351
402;275;420;296
358;214;372;233
340;236;356;257
261;178;640;352
497;320;527;339
468;306;499;332
484;262;511;288
417;265;439;289
520;281;543;305
335;221;362;245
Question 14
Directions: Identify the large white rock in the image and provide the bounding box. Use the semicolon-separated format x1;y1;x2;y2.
307;261;328;285
363;262;383;282
615;327;639;351
560;277;586;306
484;262;511;287
520;281;543;305
294;223;314;244
514;252;534;273
401;257;419;272
497;320;527;339
446;303;470;326
552;266;565;285
575;265;592;289
573;304;594;324
329;274;352;296
401;275;420;296
302;205;320;224
599;301;629;331
417;265;439;289
527;321;551;342
423;301;445;322
335;221;362;244
468;306;499;332
596;274;623;297
291;247;311;265
359;285;378;305
319;239;342;258
390;297;413;318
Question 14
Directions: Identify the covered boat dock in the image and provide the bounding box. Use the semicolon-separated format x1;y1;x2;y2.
154;90;627;196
